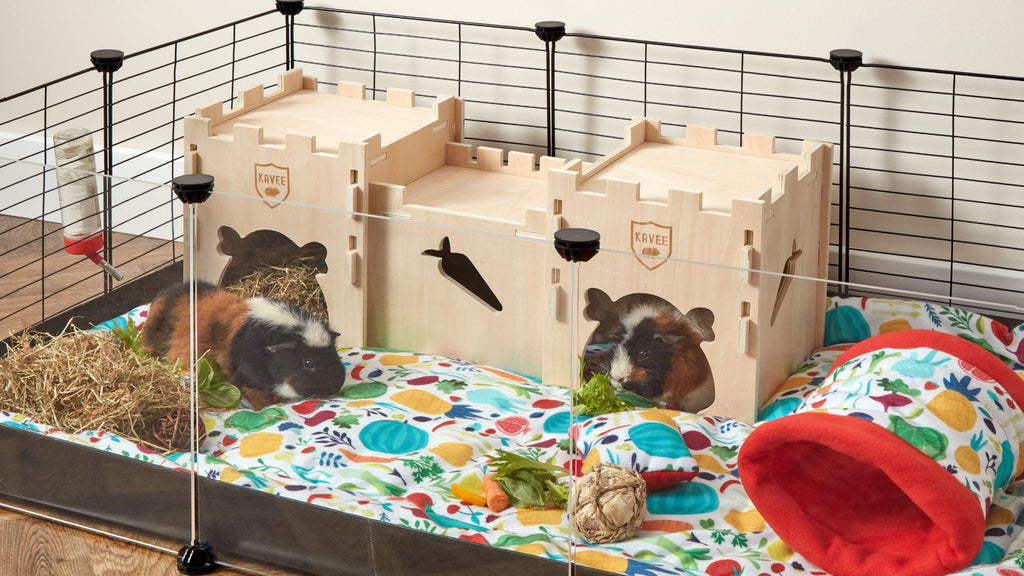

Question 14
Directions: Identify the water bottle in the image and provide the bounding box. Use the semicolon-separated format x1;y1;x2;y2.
52;127;122;280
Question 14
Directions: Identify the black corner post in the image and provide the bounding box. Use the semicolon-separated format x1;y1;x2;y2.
277;0;304;70
829;49;862;295
535;21;565;158
170;173;217;576
90;49;124;295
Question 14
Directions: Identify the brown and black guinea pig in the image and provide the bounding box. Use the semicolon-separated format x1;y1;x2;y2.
141;281;346;409
586;289;716;413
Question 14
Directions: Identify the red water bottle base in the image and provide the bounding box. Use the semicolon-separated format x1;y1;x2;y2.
63;233;104;256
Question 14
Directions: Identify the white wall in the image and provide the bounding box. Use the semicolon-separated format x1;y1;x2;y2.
2;0;1024;98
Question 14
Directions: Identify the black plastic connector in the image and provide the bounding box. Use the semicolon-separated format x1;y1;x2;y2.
90;49;124;74
554;228;600;263
276;0;303;16
177;541;216;575
171;174;215;205
535;21;566;43
830;49;863;72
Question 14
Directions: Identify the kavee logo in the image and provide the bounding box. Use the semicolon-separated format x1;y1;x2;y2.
254;163;289;208
631;220;672;270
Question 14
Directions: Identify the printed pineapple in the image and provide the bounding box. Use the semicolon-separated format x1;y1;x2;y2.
954;432;987;475
926;373;980;432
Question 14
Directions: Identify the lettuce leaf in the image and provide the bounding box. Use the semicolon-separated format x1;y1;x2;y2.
573;372;636;415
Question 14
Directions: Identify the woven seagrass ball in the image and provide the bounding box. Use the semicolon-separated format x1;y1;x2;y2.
571;462;647;544
149;406;207;452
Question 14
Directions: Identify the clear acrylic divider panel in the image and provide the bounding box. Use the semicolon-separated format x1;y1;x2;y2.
567;238;786;576
186;145;575;574
0;156;194;557
566;235;1022;576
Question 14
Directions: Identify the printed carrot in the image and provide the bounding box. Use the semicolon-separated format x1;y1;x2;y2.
482;474;509;513
451;483;487;507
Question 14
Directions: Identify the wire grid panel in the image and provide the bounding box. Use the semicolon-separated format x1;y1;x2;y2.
552;38;841;156
293;9;548;157
168;12;288;157
1;73;108;331
846;66;1024;315
457;24;547;154
553;36;651;160
0;11;287;334
105;11;286;265
551;36;845;285
4;7;1024;330
739;55;840;150
1;72;104;222
106;48;180;247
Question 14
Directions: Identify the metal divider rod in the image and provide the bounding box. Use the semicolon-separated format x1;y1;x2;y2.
536;21;565;158
90;49;125;294
829;49;862;294
41;86;48;320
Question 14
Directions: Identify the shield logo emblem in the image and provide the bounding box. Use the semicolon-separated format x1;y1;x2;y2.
631;220;673;271
253;163;290;208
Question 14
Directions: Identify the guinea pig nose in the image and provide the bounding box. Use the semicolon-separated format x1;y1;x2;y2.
608;364;626;380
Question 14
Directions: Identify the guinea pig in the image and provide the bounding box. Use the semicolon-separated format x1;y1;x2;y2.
141;281;346;409
604;299;716;413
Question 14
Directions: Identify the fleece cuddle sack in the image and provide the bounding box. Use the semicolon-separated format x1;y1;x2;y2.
574;409;700;491
739;330;1024;576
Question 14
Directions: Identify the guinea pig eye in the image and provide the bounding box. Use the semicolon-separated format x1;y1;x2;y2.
303;359;316;370
638;349;650;359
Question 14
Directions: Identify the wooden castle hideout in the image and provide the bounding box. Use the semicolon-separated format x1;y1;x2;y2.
183;68;832;422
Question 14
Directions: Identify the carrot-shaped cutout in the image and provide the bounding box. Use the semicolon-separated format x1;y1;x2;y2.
451;483;487;507
423;237;503;312
482;474;509;512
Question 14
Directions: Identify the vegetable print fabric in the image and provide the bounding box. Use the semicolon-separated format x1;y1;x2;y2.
2;297;1024;576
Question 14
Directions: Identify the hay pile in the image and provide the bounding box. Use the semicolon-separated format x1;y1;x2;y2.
0;328;196;452
224;261;328;320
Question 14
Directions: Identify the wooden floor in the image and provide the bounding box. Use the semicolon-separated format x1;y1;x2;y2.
0;215;180;338
0;505;298;576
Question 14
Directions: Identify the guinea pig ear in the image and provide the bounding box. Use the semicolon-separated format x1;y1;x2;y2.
265;341;298;354
654;332;684;345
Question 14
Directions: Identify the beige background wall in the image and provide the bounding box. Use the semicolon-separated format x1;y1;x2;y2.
2;0;1022;98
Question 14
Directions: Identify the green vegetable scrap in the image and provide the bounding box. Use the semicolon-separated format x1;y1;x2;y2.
109;317;148;357
486;449;569;509
196;357;241;408
109;317;240;409
573;372;636;415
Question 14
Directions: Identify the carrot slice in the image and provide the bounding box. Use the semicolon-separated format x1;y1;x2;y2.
482;474;509;512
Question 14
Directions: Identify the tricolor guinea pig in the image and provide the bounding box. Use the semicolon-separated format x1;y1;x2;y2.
585;289;716;413
141;282;346;409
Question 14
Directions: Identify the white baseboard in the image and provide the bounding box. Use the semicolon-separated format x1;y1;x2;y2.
834;247;1024;319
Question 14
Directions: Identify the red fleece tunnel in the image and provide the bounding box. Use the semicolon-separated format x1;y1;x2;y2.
739;330;1024;576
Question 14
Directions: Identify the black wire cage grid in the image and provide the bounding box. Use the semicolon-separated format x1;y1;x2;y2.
1;2;1024;574
2;3;1023;333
